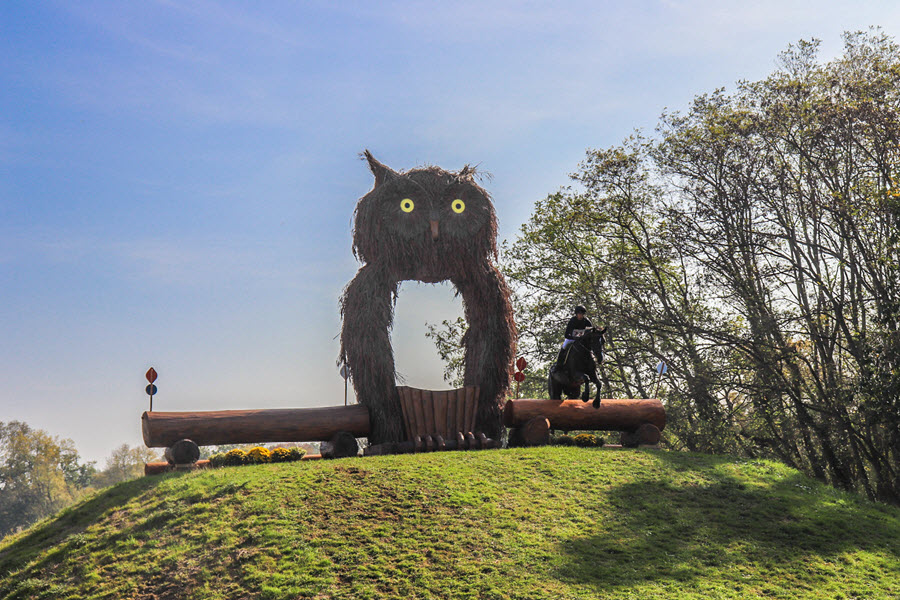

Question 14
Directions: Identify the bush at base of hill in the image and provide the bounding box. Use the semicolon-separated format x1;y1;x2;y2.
552;433;604;447
247;447;271;463
209;446;307;468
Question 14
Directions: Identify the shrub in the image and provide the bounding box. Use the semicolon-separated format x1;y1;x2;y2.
247;447;272;463
271;447;293;463
223;449;248;466
270;447;307;463
552;434;575;446
210;446;308;468
573;433;603;447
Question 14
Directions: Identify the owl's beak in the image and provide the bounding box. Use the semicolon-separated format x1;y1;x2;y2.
430;220;439;241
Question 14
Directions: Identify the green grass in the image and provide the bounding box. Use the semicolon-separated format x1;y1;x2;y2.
1;447;898;599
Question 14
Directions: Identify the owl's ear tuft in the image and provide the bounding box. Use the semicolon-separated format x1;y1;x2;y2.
362;150;398;187
458;164;492;183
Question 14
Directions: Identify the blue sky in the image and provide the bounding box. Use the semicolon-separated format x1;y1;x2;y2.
2;1;899;465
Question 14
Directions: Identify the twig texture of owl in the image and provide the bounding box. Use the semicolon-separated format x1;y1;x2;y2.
339;151;517;444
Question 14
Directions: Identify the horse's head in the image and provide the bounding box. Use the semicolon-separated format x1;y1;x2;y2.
588;326;607;364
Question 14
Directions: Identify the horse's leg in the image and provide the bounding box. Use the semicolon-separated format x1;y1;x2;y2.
587;366;603;408
548;370;562;400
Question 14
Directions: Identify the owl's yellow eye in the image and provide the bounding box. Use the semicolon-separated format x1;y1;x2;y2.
451;199;465;213
400;198;415;213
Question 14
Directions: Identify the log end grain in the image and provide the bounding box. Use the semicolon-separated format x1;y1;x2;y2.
636;423;661;445
320;431;359;459
164;439;200;465
521;417;551;447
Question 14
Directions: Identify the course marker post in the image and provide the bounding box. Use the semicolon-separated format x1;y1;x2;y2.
145;367;158;412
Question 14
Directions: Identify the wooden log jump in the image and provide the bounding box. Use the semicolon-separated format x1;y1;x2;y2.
142;404;370;448
503;398;666;446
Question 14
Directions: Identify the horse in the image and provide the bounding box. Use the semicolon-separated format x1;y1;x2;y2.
548;326;607;408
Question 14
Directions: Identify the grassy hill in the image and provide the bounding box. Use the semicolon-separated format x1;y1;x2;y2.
0;447;898;599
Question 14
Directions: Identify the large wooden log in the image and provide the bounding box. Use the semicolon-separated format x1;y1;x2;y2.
503;398;665;432
142;405;370;448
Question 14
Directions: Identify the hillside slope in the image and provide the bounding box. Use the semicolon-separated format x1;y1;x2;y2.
0;447;898;599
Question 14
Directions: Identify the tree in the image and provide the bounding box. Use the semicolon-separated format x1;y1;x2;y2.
91;444;159;488
0;421;95;538
425;317;467;388
654;30;899;501
500;29;900;503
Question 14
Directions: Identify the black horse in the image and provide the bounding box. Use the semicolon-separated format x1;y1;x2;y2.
548;326;607;408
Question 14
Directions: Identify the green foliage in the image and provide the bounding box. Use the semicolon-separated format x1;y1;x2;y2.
270;447;294;463
223;449;248;466
287;447;307;462
427;314;550;400
553;433;605;447
212;446;307;468
0;421;95;538
0;449;898;599
503;29;900;503
572;433;604;447
91;444;160;488
425;317;467;387
199;444;245;459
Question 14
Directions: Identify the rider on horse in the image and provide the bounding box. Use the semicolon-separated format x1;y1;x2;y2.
549;305;605;407
557;305;593;365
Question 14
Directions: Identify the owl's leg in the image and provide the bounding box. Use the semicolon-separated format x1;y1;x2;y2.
452;265;517;441
340;264;404;444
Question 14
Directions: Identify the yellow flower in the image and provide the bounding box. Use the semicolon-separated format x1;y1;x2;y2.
224;448;247;466
247;446;272;463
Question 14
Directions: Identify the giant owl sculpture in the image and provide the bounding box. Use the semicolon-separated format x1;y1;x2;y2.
340;151;516;444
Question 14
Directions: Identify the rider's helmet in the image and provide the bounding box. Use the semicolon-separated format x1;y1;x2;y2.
574;305;587;315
